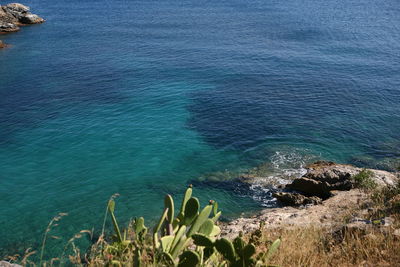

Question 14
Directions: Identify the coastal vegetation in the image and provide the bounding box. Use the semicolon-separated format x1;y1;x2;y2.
2;162;399;266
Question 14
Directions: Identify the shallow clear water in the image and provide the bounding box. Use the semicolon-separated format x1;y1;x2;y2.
1;0;399;257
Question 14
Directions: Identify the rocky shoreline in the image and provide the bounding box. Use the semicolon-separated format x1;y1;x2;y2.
0;3;44;48
221;161;399;238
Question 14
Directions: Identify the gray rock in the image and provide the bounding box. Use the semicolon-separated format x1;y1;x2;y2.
0;22;19;32
0;3;45;33
286;161;399;198
0;261;22;267
287;177;337;199
19;13;44;24
2;3;30;19
0;8;17;24
273;192;322;206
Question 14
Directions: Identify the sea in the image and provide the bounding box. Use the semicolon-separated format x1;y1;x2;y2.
0;0;399;259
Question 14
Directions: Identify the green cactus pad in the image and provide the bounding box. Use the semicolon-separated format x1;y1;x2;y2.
179;186;193;217
215;238;236;262
134;217;146;234
198;219;214;236
233;237;245;254
243;244;256;259
178;251;200;267
210;225;221;237
170;225;187;253
187;204;213;237
183;197;199;225
192;233;214;247
164;194;175;223
211;211;222;223
170;236;188;259
160;235;175;252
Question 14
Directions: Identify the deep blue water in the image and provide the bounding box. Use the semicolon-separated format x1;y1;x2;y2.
1;0;400;258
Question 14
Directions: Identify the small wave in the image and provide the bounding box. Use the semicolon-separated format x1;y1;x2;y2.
246;148;320;207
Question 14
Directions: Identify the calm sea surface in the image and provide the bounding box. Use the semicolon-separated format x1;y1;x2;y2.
1;0;399;257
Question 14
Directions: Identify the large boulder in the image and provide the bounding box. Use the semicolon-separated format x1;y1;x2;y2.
19;13;44;24
286;161;399;199
287;177;335;198
0;3;44;33
273;192;322;206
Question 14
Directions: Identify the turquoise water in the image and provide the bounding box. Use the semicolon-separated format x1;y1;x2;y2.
1;0;400;258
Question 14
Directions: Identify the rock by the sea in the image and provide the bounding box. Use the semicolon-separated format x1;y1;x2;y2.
0;3;44;33
0;40;9;48
273;192;322;206
286;161;399;199
0;22;19;32
19;13;44;24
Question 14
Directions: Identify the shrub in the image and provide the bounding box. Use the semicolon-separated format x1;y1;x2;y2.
352;169;376;190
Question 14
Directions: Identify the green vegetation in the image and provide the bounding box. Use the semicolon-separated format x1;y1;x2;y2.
3;173;400;266
35;185;280;266
352;169;377;190
369;181;400;220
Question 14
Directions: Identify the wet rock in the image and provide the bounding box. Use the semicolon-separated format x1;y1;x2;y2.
273;192;322;206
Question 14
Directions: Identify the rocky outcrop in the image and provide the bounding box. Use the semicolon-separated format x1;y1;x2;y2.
0;3;44;26
285;161;398;199
221;161;399;238
221;189;369;238
0;3;44;47
273;192;322;206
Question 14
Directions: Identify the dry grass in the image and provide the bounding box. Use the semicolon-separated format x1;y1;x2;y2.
260;224;400;267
